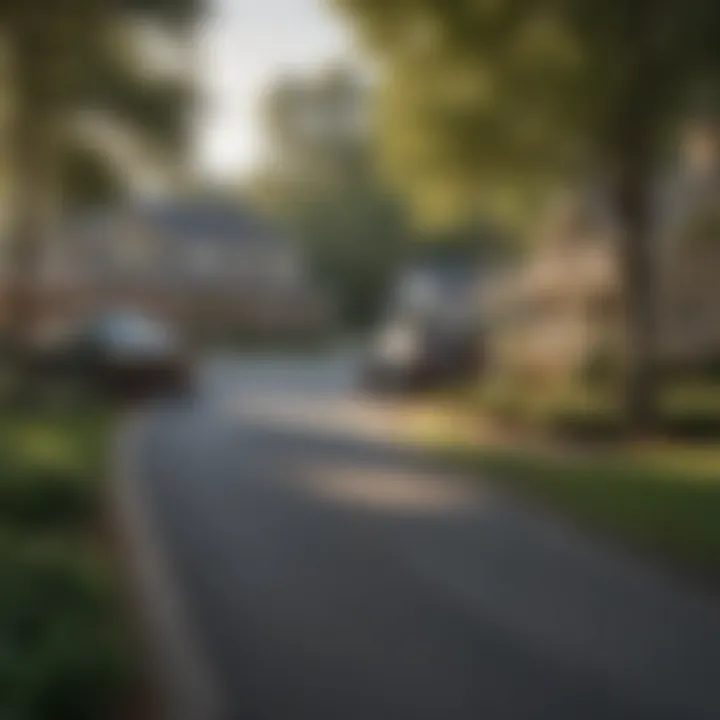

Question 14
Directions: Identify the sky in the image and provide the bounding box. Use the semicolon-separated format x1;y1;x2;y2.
194;0;355;181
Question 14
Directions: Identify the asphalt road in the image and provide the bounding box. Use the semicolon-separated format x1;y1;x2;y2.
131;349;720;720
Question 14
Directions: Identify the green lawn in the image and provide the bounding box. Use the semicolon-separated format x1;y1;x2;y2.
446;444;720;579
401;395;720;580
475;377;720;439
0;409;130;720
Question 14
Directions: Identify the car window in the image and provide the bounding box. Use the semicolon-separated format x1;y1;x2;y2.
395;264;478;319
96;315;175;353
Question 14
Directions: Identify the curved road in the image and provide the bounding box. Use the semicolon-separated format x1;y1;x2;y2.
128;349;720;720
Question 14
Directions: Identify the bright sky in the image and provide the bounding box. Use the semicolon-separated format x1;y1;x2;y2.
194;0;355;181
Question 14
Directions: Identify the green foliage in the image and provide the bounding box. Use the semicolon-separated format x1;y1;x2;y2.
333;0;720;229
0;407;108;529
478;375;720;440
0;411;127;720
116;0;200;22
0;0;202;207
64;146;126;209
0;535;129;720
336;0;720;226
250;66;412;328
335;0;720;426
295;185;409;327
449;445;720;573
0;465;95;530
580;340;622;388
335;0;592;227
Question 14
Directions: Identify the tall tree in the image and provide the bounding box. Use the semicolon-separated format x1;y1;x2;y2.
251;66;410;327
336;0;720;429
0;0;200;356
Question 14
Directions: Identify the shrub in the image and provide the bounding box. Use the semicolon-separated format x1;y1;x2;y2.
0;465;96;529
581;341;622;388
478;375;720;441
0;410;128;720
0;535;129;720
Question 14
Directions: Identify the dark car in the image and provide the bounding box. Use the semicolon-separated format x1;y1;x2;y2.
33;312;194;402
362;259;484;392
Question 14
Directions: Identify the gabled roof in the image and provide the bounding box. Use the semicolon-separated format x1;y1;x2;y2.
64;200;289;248
134;200;287;247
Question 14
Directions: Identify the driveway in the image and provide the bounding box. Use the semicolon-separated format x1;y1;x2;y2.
125;348;720;720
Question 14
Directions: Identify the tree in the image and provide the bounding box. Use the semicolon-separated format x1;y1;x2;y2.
250;66;411;327
336;0;720;429
0;0;200;359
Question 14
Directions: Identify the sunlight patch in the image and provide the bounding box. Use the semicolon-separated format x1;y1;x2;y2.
299;463;479;515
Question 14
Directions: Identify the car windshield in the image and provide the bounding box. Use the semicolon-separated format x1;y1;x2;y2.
394;262;478;317
95;314;175;352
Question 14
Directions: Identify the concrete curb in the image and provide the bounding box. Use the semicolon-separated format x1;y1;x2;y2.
111;412;226;720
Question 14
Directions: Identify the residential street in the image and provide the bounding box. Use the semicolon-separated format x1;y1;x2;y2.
126;349;720;720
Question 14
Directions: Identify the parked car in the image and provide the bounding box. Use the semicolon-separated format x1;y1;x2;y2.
362;259;484;392
32;312;194;401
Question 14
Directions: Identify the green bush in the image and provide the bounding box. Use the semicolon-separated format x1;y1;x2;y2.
0;410;129;720
478;377;625;438
580;341;622;388
0;465;96;530
0;411;106;530
478;377;720;440
0;535;129;720
478;377;530;423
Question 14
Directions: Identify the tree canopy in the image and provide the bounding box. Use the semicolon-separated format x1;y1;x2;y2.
250;66;411;327
0;0;203;359
336;0;720;228
0;0;201;208
336;0;720;426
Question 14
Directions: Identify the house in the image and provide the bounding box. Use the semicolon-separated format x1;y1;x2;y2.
482;193;619;383
482;119;720;386
4;200;331;342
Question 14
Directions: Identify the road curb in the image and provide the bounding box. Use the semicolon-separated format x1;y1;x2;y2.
111;412;226;720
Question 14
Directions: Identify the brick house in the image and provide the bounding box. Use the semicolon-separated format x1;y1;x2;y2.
1;201;331;343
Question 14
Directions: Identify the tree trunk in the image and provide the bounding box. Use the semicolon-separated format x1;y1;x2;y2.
6;153;46;356
3;41;56;403
612;151;659;434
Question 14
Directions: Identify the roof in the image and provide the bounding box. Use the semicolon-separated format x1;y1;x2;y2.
65;200;289;248
135;200;287;247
